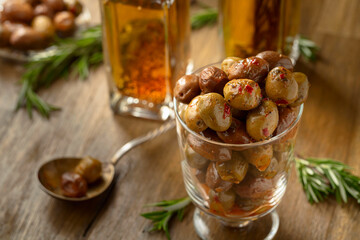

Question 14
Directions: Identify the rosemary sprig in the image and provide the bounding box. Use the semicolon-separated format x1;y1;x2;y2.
191;8;218;30
287;36;319;62
296;157;360;204
15;25;103;118
141;197;191;240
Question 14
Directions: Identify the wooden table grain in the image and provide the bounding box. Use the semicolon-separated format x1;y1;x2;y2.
0;0;359;239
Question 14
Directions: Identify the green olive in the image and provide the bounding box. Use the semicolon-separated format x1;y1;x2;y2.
32;15;55;38
289;72;310;107
265;67;298;106
221;56;241;75
209;189;236;213
185;144;209;169
198;93;232;132
217;118;252;144
215;157;248;184
184;96;207;132
206;162;233;192
223;79;262;111
246;99;279;141
74;156;102;183
248;157;279;179
242;145;273;171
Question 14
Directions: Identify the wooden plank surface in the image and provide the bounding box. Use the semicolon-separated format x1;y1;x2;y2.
0;0;359;239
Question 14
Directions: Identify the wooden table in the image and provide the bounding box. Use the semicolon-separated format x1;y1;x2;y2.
0;0;359;239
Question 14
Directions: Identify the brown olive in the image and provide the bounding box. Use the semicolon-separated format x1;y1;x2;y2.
43;0;65;12
217;118;252;144
265;67;298;106
195;168;207;183
174;74;201;104
274;106;297;135
61;172;87;197
199;66;229;94
34;4;54;17
187;129;232;162
54;11;75;35
32;15;55;37
215;158;248;184
74;156;102;183
256;50;294;71
288;72;310;107
2;21;27;34
209;189;236;212
223;79;262;111
10;27;46;50
0;24;11;47
228;57;269;84
234;175;273;199
248;157;279;179
184;96;207;133
185;144;209;169
64;0;83;16
24;0;41;6
198;93;232;132
221;56;241;75
206;162;233;192
242;145;273;171
3;1;34;23
246;99;279;141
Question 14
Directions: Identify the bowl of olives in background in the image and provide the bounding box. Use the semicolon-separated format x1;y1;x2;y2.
0;0;90;61
173;51;310;239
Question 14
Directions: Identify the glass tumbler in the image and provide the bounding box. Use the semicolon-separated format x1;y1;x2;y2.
174;64;303;239
100;0;191;120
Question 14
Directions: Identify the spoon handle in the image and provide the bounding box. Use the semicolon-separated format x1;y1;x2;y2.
110;120;176;165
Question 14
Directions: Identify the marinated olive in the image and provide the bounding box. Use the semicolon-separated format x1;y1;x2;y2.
256;50;294;71
206;162;233;192
215;158;248;183
230;107;246;120
2;21;27;34
187;129;232;162
195;168;207;183
3;1;34;23
199;66;229;94
265;67;298;106
74;156;102;183
242;145;273;171
221;56;241;75
184;95;207;132
234;175;273;199
185;144;209;169
209;189;236;212
10;27;46;50
248;157;279;179
198;93;232;132
61;172;87;197
275;106;297;135
34;4;54;17
289;72;310;107
174;74;201;104
228;57;269;84
223;79;262;111
246;99;279;141
32;15;55;37
43;0;65;12
0;24;11;47
54;11;75;35
217;118;252;144
64;0;82;16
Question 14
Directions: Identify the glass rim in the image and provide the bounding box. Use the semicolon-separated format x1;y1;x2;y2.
173;63;304;148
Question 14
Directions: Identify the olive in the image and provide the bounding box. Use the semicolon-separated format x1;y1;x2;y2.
184;95;207;132
10;27;46;50
234;175;273;199
2;21;27;34
223;79;262;111
53;11;75;36
215;158;248;184
288;72;310;107
248;157;279;179
242;145;273;171
206;162;233;192
221;56;241;75
32;15;55;37
187;129;232;162
61;172;87;197
195;168;207;183
256;50;294;71
185;144;209;169
3;1;34;23
198;93;232;132
174;74;201;104
43;0;65;12
230;107;246;120
64;0;83;16
217;118;252;144
74;156;102;183
228;57;269;84
34;4;54;17
0;24;11;47
246;99;279;141
274;106;297;135
265;67;298;106
199;66;229;94
209;189;236;212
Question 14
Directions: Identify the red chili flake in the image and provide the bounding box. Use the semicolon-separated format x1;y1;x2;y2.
251;58;260;66
223;103;231;119
238;85;242;93
263;97;269;101
279;73;285;79
275;99;289;105
262;128;269;137
242;61;247;66
245;85;253;93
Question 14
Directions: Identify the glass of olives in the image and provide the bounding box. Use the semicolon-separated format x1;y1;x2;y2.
174;55;307;239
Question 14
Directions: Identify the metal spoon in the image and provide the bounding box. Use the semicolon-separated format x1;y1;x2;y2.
37;120;176;201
